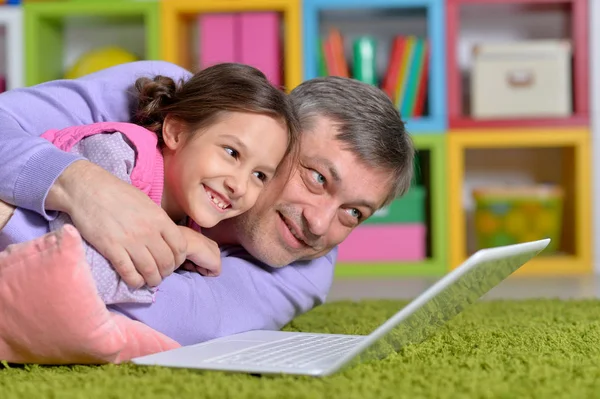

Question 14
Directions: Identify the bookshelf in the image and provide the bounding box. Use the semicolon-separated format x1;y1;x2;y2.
444;0;592;276
24;1;160;86
160;0;301;91
591;0;600;273
447;128;591;275
0;5;23;91
446;0;589;129
302;0;446;134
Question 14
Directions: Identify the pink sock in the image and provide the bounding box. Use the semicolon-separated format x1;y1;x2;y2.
0;225;179;364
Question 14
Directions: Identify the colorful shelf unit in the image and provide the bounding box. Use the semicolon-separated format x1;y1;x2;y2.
302;0;446;133
24;1;160;86
446;0;589;129
591;0;600;273
160;0;301;91
447;128;591;275
0;5;23;91
335;133;447;278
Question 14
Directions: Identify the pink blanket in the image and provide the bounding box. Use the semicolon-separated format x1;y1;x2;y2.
0;225;180;364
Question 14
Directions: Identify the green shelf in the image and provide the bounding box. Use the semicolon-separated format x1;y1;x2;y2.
336;133;448;278
25;1;160;86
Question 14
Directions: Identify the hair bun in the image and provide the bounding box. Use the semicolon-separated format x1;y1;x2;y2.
133;75;178;140
136;75;177;107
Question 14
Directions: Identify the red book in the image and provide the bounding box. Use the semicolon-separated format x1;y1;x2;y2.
413;40;429;117
323;37;338;76
382;36;405;101
327;28;349;78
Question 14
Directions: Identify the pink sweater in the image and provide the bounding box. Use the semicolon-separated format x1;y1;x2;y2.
42;122;165;206
42;122;167;304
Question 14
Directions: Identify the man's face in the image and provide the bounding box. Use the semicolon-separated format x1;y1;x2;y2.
215;116;393;267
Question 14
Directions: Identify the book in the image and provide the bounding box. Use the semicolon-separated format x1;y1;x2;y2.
382;36;406;101
352;36;378;86
198;13;237;69
394;36;416;111
239;12;282;86
413;40;430;117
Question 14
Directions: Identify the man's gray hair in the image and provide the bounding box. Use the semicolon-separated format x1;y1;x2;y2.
290;76;415;206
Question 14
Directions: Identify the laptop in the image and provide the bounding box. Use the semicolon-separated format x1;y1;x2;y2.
132;238;550;377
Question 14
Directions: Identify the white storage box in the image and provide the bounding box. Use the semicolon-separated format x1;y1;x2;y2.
471;40;572;119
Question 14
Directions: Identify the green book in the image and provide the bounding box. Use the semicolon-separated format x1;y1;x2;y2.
364;185;426;224
352;36;377;85
317;38;328;77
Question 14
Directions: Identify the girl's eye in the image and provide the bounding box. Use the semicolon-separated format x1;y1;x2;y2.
348;208;362;219
253;171;267;182
225;147;239;159
311;170;325;185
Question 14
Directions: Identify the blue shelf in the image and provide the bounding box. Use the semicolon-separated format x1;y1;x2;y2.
303;0;446;134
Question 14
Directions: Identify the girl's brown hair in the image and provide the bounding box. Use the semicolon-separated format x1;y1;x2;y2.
133;63;299;168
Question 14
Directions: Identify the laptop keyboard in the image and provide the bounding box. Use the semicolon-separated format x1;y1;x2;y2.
204;335;363;368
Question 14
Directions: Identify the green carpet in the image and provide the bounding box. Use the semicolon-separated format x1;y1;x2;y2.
2;299;600;398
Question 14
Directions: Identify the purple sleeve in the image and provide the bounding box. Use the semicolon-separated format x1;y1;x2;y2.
47;133;156;305
109;247;337;346
0;60;192;219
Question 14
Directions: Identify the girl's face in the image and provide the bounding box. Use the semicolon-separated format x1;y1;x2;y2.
161;112;288;228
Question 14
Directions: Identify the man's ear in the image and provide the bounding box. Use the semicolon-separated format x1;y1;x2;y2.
162;115;187;150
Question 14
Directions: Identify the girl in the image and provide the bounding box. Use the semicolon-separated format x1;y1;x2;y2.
2;62;299;305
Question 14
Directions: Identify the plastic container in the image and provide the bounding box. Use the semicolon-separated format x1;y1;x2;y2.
473;185;563;253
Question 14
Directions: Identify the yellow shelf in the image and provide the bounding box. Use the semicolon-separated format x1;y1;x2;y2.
447;128;592;275
511;255;590;276
448;127;589;147
161;0;302;91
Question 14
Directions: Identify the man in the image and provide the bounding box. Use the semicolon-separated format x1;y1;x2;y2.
0;61;414;345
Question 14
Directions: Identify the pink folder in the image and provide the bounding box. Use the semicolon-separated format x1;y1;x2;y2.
239;12;281;86
198;13;239;69
337;224;427;261
199;12;282;85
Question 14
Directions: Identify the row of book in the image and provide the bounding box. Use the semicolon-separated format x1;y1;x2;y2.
318;29;429;118
196;16;429;119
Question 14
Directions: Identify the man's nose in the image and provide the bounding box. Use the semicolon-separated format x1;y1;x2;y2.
303;203;337;238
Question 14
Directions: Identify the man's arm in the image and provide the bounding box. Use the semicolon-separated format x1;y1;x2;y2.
0;61;192;287
0;60;190;215
110;248;337;346
48;132;156;305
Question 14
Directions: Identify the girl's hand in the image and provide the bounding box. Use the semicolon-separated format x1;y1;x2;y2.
178;226;222;277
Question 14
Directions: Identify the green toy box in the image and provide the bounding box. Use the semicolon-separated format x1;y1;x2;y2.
365;185;426;224
473;185;564;253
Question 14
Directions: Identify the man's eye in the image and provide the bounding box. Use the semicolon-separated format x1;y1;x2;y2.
225;147;239;158
348;208;361;219
311;170;325;185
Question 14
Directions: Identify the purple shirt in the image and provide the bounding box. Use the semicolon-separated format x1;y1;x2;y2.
0;61;336;346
